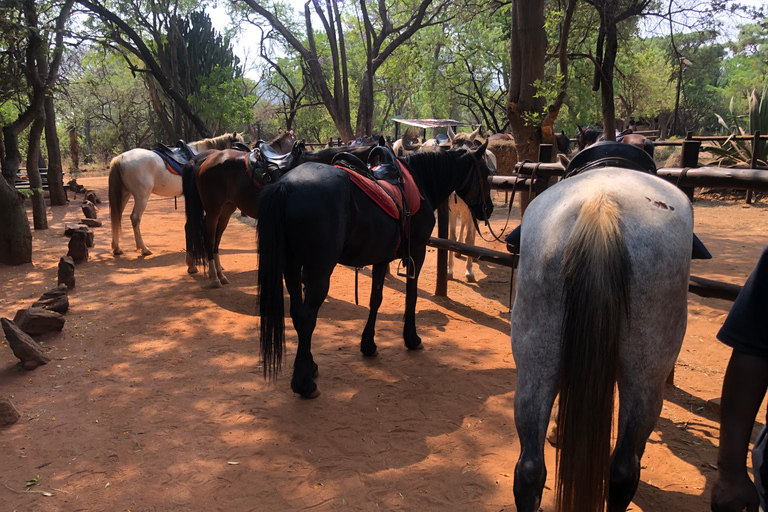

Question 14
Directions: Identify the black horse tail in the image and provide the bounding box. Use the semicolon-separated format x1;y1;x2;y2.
182;157;208;270
556;190;631;512
258;182;287;380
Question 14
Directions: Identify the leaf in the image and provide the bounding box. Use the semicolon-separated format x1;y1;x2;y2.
227;461;240;465
105;482;110;488
42;491;53;497
26;476;40;487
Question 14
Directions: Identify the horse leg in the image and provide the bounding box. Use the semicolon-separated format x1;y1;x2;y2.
360;262;388;357
129;193;152;256
202;207;223;288
513;363;559;512
212;203;237;285
285;261;328;398
112;189;131;255
463;213;476;283
402;245;427;350
608;374;667;511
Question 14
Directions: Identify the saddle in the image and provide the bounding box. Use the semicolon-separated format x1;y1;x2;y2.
332;146;421;278
257;139;306;176
242;139;307;186
153;140;195;166
505;141;711;260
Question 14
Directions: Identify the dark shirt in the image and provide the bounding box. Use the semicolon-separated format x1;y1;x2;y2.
717;245;768;358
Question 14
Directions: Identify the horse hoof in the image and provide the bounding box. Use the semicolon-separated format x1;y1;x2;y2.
466;274;476;283
301;388;321;399
187;266;198;274
207;280;223;289
362;348;378;357
113;248;123;256
407;342;424;351
219;276;229;285
141;248;152;256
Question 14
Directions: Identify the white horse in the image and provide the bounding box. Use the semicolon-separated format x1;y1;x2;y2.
108;132;244;260
511;156;692;511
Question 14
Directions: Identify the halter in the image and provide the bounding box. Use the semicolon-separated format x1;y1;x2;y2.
456;148;511;244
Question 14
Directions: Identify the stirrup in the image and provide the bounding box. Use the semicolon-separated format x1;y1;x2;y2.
396;257;416;279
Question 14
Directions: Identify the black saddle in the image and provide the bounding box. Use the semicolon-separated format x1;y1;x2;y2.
505;141;711;260
331;152;370;176
367;146;402;184
231;141;251;152
154;140;195;165
257;139;306;176
565;141;656;179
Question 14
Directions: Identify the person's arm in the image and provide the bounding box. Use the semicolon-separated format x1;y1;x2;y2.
712;348;768;512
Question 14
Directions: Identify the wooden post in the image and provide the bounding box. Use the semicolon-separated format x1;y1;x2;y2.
435;201;449;296
747;130;761;204
679;133;701;201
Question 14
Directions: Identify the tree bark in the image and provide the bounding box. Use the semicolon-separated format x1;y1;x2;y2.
0;177;32;265
26;114;48;230
44;88;67;206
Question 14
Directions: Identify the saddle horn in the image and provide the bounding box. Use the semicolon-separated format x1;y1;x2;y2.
367;146;398;168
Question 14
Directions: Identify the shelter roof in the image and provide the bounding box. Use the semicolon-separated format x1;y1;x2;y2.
391;118;478;128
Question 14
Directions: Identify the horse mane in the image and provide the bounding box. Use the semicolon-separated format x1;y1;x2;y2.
192;132;243;151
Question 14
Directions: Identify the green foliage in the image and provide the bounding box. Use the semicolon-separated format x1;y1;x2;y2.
709;82;768;167
189;65;255;135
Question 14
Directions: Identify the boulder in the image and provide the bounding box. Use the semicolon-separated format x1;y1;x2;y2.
12;308;66;335
68;230;89;262
0;399;20;427
32;284;69;314
64;225;94;247
1;318;51;370
58;256;75;289
79;218;102;228
81;201;98;219
84;190;101;204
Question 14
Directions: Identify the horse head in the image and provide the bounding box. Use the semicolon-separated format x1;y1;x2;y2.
455;141;494;223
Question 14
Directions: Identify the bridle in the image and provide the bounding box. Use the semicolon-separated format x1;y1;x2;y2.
454;147;508;244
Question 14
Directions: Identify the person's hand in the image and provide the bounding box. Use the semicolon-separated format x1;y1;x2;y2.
711;468;760;512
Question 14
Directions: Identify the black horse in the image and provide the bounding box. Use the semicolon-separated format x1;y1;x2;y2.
258;144;495;398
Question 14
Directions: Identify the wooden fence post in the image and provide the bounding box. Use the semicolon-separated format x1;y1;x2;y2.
747;130;761;204
679;133;701;202
435;201;449;297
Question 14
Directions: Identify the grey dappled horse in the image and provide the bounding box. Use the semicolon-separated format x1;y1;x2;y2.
511;167;692;512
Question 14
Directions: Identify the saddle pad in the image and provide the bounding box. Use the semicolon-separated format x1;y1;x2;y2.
338;161;422;220
152;150;184;176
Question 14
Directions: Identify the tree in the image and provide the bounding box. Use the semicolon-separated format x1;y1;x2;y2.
236;0;461;140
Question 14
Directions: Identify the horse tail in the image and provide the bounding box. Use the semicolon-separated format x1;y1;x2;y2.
258;182;287;380
108;155;126;242
556;190;631;512
181;157;207;270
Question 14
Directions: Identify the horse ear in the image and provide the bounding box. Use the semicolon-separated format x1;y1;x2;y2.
378;135;385;146
473;140;488;158
447;126;455;141
469;126;481;142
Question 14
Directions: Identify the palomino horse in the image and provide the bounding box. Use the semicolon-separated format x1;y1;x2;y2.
258;144;495;398
109;132;244;258
183;142;386;287
446;128;497;282
510;142;692;512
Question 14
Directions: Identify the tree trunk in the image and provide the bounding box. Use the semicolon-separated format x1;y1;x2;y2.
146;75;177;141
68;126;80;170
84;119;93;163
0;177;32;265
26;113;48;230
2;127;23;183
44;95;67;205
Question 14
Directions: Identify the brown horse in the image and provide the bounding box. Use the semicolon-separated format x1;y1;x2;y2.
183;143;385;287
267;129;296;155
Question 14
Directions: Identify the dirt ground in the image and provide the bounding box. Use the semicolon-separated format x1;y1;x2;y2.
1;174;766;512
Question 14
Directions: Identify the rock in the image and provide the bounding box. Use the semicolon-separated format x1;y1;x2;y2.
1;318;51;370
68;230;89;262
32;284;69;314
79;218;102;228
84;190;101;204
58;256;75;289
64;225;94;247
0;399;20;427
81;201;98;219
12;308;66;335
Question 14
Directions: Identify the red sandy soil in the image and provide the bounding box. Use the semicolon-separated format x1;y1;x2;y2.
1;175;766;511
